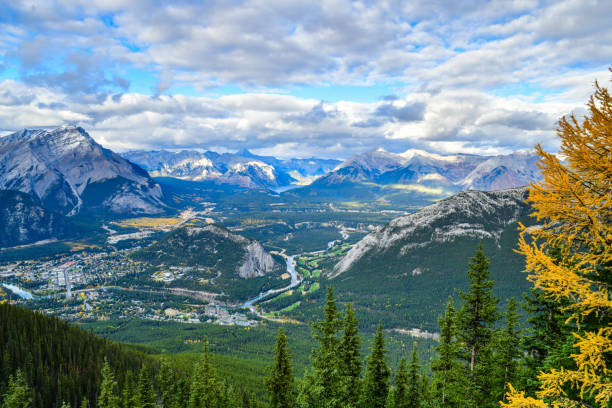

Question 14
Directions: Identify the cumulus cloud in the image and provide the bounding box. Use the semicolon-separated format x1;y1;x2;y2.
0;0;608;158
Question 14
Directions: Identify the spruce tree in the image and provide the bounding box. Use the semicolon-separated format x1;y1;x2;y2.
457;243;498;408
298;286;343;408
122;370;137;408
136;365;156;408
430;296;460;408
188;339;222;408
388;356;408;408
494;298;521;403
405;343;421;408
340;302;362;407
97;359;120;408
358;323;390;408
80;398;88;408
265;328;295;408
3;370;32;408
159;358;177;408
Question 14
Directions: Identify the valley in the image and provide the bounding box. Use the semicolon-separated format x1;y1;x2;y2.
0;125;550;405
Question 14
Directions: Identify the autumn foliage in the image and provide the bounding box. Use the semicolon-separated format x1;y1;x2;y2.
503;77;611;407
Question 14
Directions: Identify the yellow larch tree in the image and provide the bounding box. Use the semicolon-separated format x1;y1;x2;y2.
502;76;611;408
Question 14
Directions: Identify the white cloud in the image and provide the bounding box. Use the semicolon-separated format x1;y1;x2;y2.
0;0;609;158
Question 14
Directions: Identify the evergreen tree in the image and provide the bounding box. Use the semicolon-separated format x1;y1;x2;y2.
388;356;408;408
405;344;421;408
188;339;222;408
358;323;390;408
3;370;32;408
456;243;498;408
60;402;71;408
430;297;460;408
158;358;177;408
265;328;295;408
136;365;156;408
97;359;120;408
494;298;521;403
340;302;362;407
298;286;343;408
80;398;88;408
122;371;137;408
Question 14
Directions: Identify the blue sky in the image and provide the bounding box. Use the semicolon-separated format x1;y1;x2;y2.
0;0;610;158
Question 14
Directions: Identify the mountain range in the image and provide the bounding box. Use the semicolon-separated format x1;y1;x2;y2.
121;149;341;190
311;148;542;192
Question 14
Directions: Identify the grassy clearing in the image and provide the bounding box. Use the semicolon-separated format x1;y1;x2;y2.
111;217;183;229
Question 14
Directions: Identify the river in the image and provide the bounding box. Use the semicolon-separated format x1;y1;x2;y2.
242;255;299;308
1;283;34;299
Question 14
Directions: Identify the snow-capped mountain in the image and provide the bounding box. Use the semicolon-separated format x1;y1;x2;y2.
121;149;341;189
334;187;529;276
0;126;166;215
313;148;541;191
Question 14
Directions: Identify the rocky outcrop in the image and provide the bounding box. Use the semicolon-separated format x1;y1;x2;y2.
238;241;277;278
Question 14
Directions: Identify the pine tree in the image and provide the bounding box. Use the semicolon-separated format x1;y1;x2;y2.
265;328;294;408
502;75;612;408
389;356;408;408
136;365;156;408
340;302;362;407
97;359;120;408
494;298;522;403
298;286;343;408
430;297;460;408
122;370;137;408
358;323;390;408
3;370;32;408
80;397;88;408
456;243;498;408
188;339;222;408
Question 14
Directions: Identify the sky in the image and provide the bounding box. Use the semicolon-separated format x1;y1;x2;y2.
0;0;610;159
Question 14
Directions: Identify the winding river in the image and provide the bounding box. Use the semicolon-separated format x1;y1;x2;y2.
242;255;299;308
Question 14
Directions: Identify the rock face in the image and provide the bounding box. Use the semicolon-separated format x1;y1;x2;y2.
0;126;166;215
0;190;79;247
122;149;341;189
313;148;542;191
239;241;277;278
334;187;530;276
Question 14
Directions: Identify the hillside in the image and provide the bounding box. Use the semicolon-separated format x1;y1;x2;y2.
0;190;83;248
130;225;286;301
0;302;155;408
